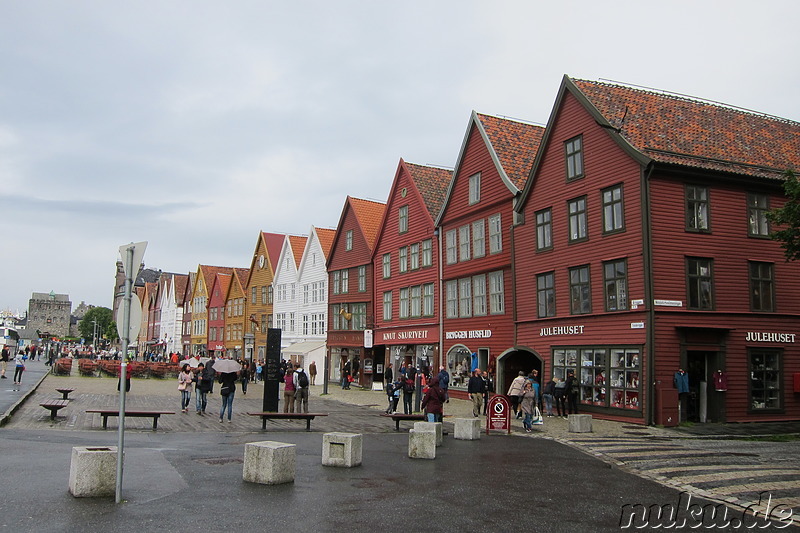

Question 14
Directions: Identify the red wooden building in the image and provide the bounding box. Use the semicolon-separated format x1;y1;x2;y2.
326;196;386;387
207;272;232;356
514;76;800;424
436;112;544;396
371;159;452;382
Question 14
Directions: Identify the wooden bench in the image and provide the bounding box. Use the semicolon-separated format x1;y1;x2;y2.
381;413;426;431
56;388;75;400
247;412;328;431
40;399;69;420
85;409;175;430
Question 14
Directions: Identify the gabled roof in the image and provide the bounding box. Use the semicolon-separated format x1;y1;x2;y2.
404;161;453;219
347;196;386;250
233;268;249;289
262;232;285;271
288;235;308;268
210;273;232;304
197;266;234;298
569;77;800;180
315;227;336;257
174;274;189;306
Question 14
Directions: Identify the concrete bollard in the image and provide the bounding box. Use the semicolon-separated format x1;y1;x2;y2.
322;432;363;468
453;418;481;440
243;441;296;485
408;429;436;459
568;414;593;433
413;421;442;446
69;446;118;498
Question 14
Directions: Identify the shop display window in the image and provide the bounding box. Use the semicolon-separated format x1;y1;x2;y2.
553;345;641;411
580;348;606;406
749;349;781;410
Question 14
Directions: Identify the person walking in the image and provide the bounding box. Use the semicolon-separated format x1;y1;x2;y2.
421;377;446;423
565;370;579;415
553;377;567;418
195;363;212;415
383;362;393;389
283;364;296;413
436;366;450;403
218;371;237;423
401;375;414;415
520;380;536;432
0;345;9;380
481;371;493;415
308;361;317;386
542;376;556;417
13;350;25;385
467;369;486;417
507;371;527;419
178;364;193;413
240;363;249;395
293;365;310;413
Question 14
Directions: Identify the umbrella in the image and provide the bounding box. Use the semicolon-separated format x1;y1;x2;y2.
213;359;241;374
181;357;201;369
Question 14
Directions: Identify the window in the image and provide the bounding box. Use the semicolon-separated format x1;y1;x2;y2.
687;257;714;309
603;259;628;311
340;269;349;294
268;286;274;304
399;288;409;319
686;185;710;232
748;193;770;237
459;278;472;317
537;272;555;318
445;280;458;318
398;246;408;273
383;291;392;321
602;184;624;233
472;220;485;258
262;285;268;305
332;271;340;295
351;303;367;330
535;208;552;251
469;173;481;204
410;243;420;270
261;314;267;334
382;253;391;278
446;230;458;264
422;239;433;267
251;286;257;304
488;214;502;253
423;283;434;316
569;265;591;314
358;265;366;292
568;197;587;242
749;261;774;312
459;225;471;261
565;136;583;180
749;349;781;410
410;285;422;317
488;271;505;314
399;205;409;233
473;274;487;316
345;230;353;251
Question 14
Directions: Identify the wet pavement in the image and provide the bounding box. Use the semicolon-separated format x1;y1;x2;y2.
1;362;798;531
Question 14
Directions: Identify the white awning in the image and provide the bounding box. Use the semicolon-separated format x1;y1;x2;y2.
281;340;326;355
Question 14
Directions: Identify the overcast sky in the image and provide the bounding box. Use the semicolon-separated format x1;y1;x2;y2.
2;1;799;314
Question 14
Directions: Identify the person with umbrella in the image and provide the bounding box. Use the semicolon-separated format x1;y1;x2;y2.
178;364;193;413
214;358;241;423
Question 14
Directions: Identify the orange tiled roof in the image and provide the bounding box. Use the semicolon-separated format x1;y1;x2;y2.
315;227;336;258
288;235;307;268
571;78;800;180
173;274;189;305
198;265;234;291
214;273;232;301
477;113;545;189
349;196;386;250
405;162;453;220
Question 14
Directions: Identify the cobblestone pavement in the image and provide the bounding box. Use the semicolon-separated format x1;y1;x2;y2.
6;369;800;521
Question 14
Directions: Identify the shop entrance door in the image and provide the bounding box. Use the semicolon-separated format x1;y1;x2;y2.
686;351;725;423
498;350;541;398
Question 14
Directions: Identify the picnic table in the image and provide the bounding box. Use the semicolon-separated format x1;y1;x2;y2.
55;388;75;400
40;399;69;420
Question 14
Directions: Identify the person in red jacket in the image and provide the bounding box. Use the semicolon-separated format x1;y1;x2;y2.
422;377;446;422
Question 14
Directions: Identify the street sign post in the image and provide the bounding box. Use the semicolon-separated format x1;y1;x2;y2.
486;395;511;435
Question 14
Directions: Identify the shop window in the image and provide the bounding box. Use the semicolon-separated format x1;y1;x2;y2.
687;257;714;310
685;185;710;232
569;265;591;315
580;349;607;406
747;193;770;237
553;346;640;411
749;349;782;411
609;348;640;410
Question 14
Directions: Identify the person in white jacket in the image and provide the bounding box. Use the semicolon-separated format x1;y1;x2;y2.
507;371;527;419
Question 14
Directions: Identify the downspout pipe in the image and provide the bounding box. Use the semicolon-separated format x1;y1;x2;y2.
642;163;656;425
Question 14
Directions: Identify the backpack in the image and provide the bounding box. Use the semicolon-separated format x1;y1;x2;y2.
404;380;415;394
297;370;309;388
554;380;567;398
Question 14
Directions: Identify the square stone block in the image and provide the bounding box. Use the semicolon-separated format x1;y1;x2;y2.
322;432;362;468
408;429;436;459
413;422;442;446
69;446;118;498
453;418;481;440
568;414;593;433
243;441;296;485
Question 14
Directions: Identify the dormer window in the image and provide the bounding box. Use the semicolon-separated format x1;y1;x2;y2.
565;135;584;180
345;230;353;251
469;173;481;204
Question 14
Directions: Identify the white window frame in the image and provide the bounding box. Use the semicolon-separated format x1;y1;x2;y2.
488;214;502;254
473;274;487;316
469;173;481;205
446;229;458;264
459;225;471;261
489;271;505;314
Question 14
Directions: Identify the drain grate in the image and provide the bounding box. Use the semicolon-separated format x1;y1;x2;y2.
196;457;243;466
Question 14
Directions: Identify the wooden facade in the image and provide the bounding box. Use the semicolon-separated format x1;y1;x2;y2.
223;268;249;358
207;273;231;355
244;231;284;361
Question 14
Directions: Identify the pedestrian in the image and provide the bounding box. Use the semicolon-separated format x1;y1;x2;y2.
0;345;9;379
401;375;414;414
383;362;393;389
384;379;396;413
467;369;486;417
240;363;249;395
195;363;212;415
255;360;262;383
283;364;296;413
178;364;193;413
217;371;237;423
13;350;25;385
520;381;536;432
436;366;450;403
308;361;317;386
565;370;579;415
481;371;492;415
205;354;216;394
293;364;310;413
507;371;527;418
342;359;351;389
542;376;556;417
421;377;446;423
553;377;567;417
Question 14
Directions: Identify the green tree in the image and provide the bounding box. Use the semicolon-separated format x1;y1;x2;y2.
78;307;113;345
767;170;800;261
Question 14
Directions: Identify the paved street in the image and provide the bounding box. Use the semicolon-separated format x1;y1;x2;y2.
1;360;798;531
